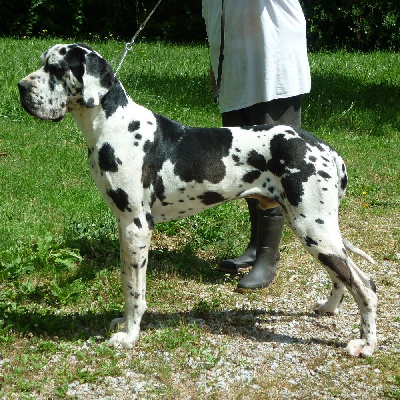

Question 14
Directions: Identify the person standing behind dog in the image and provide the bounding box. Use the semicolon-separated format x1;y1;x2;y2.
202;0;311;291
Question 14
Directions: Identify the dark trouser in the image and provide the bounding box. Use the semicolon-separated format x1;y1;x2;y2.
222;95;302;128
222;95;302;217
219;96;302;287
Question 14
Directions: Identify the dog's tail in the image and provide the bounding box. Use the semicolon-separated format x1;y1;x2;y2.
343;238;376;264
335;153;348;204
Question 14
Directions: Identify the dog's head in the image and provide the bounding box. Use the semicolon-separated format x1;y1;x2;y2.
18;43;114;121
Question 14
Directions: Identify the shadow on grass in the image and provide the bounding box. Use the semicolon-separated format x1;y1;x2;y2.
303;71;400;135
124;64;400;136
148;244;222;282
62;230;225;285
2;306;346;351
124;71;213;111
142;308;347;350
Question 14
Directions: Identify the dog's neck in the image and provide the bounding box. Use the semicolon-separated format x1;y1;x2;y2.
70;80;148;148
70;103;107;148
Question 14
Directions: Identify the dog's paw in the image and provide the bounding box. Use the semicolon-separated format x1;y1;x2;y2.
109;318;138;349
110;317;125;331
313;299;340;315
346;339;376;357
109;332;138;349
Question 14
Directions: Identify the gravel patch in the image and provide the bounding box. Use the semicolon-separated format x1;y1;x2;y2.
62;253;399;400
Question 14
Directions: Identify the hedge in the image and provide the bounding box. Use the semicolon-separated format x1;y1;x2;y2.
0;0;399;51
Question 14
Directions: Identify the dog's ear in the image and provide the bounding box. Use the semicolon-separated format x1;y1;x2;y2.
82;52;114;108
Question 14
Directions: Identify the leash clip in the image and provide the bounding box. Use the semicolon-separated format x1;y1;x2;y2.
112;0;162;79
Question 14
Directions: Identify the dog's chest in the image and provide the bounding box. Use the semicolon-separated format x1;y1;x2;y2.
87;135;144;196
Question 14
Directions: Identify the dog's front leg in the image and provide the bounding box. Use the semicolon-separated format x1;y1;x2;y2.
109;218;152;349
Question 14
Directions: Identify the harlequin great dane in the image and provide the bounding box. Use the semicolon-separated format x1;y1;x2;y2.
18;43;377;357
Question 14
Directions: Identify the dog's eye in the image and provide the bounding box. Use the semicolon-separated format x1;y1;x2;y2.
50;64;63;73
45;62;66;78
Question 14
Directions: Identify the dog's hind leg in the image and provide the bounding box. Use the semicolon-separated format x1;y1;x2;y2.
314;273;346;315
293;220;377;357
109;216;153;349
318;252;377;357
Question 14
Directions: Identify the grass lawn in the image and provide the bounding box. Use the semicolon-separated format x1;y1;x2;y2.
0;38;399;399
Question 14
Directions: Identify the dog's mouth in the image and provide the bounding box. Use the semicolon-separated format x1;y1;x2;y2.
18;80;65;122
19;96;40;118
20;96;64;122
52;115;64;122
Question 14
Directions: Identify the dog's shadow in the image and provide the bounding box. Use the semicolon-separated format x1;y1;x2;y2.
142;308;346;350
62;228;230;285
3;305;345;351
6;230;344;350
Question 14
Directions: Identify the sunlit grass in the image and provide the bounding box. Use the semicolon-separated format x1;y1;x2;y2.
0;38;399;398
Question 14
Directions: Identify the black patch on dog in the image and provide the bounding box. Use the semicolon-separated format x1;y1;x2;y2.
101;81;128;118
128;120;141;132
266;133;316;206
369;279;377;293
154;175;166;204
63;45;88;83
133;217;142;229
296;128;328;152
304;236;318;247
48;75;57;91
318;170;332;180
174;126;232;183
341;172;348;191
198;191;225;205
243;170;261;183
315;218;325;224
145;213;154;230
242;124;276;132
74;43;94;52
98;142;121;172
318;253;355;289
142;114;232;202
84;50;114;87
45;62;67;81
247;150;268;171
107;188;132;212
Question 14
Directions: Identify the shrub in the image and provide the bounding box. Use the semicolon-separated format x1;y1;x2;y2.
0;0;399;50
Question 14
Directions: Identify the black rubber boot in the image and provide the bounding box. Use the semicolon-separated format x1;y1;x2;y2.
236;215;284;292
218;199;258;273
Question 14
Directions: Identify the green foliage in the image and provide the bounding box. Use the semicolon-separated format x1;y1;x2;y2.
0;0;399;50
385;375;400;398
0;0;205;42
146;319;202;352
0;235;81;281
301;0;400;50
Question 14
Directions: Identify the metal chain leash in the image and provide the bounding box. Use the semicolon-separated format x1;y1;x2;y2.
113;0;162;79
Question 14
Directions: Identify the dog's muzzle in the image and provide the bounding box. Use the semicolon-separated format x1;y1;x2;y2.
18;80;41;117
18;80;33;111
18;80;64;122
